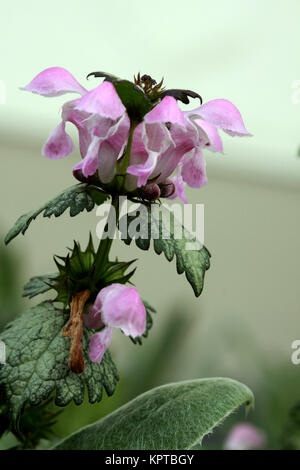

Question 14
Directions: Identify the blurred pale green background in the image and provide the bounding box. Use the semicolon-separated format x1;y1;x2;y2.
1;0;300;449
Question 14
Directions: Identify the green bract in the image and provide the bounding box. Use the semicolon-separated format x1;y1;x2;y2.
22;237;136;306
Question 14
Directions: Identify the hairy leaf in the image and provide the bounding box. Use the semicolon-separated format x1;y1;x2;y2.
23;274;57;299
5;184;109;245
53;378;254;450
119;204;211;297
0;301;119;428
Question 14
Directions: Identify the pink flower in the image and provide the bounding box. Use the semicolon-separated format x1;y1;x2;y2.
22;67;129;183
224;423;266;450
84;283;146;364
128;97;250;201
22;68;251;202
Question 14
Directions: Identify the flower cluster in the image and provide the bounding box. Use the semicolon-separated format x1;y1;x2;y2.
22;67;251;203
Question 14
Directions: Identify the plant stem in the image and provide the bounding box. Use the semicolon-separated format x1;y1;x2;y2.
93;195;120;278
93;122;136;279
118;123;136;176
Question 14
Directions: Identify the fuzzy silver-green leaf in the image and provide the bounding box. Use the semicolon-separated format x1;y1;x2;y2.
53;378;253;450
0;301;118;428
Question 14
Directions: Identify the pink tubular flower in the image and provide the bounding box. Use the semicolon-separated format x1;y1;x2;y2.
84;283;146;364
22;67;129;183
224;423;266;450
127;98;250;201
22;68;251;202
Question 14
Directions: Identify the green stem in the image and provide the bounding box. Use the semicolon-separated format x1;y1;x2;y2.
119;124;136;174
93;122;136;279
93;195;120;278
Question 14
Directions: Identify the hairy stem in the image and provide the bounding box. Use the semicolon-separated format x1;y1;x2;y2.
93;195;120;277
118;123;136;176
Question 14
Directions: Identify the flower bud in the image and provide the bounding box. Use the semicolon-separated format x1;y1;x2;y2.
140;183;161;201
159;179;175;198
73;168;101;185
73;168;89;183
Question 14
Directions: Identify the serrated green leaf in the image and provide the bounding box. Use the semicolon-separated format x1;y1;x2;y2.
119;204;211;297
53;378;254;450
130;300;156;345
0;301;119;428
5;184;110;245
23;274;57;299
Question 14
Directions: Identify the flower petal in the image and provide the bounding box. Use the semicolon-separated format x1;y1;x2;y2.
73;112;129;180
151;124;195;182
89;327;113;364
127;122;174;186
181;147;208;188
169;170;187;204
21;67;87;97
98;114;129;183
62;99;92;157
188;99;251;137
192;119;223;152
99;283;146;338
98;141;119;184
107;113;130;157
127;150;158;187
42;121;74;159
145;96;185;125
77;135;102;177
75;81;125;119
